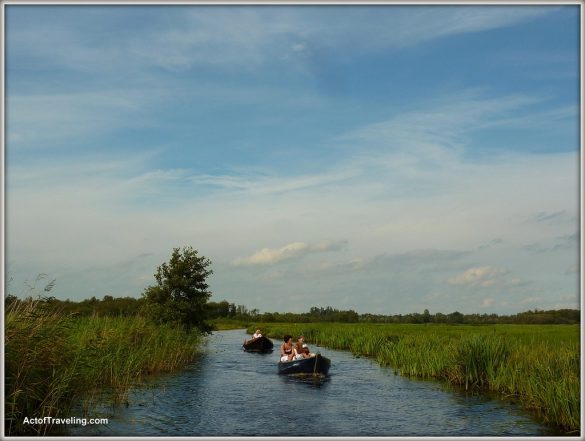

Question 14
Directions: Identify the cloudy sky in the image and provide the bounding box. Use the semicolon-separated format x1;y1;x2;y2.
5;5;580;315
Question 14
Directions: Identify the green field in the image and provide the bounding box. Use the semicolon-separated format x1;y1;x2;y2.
249;322;580;433
5;299;202;435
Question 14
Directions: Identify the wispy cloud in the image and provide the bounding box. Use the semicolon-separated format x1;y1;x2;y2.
155;89;578;203
447;268;531;291
522;232;578;254
505;293;579;311
531;210;568;223
232;240;347;266
375;6;553;49
302;249;470;276
189;168;359;195
478;238;504;250
5;5;578;315
447;266;507;288
7;90;164;148
338;91;549;151
8;6;554;74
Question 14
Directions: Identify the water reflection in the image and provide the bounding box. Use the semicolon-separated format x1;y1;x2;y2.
279;373;331;389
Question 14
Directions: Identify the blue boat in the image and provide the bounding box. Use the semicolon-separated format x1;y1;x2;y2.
278;353;331;376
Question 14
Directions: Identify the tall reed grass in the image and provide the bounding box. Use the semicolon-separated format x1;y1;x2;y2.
5;298;201;435
251;323;579;433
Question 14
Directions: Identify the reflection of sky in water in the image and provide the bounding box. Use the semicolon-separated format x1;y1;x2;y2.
70;329;558;436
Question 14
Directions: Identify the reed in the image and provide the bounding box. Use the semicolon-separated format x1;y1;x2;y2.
250;322;579;433
5;299;201;435
5;299;77;435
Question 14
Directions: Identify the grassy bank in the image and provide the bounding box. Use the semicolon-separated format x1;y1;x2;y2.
5;299;202;435
251;323;580;433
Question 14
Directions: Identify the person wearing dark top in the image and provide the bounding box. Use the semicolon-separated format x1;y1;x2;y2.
280;335;294;362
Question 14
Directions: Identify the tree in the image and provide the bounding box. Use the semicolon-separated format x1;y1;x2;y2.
142;246;213;333
447;311;464;324
422;309;431;323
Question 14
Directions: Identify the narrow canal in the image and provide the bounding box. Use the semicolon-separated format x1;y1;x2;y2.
71;329;558;436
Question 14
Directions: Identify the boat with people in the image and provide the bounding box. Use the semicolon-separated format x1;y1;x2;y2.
278;353;331;376
242;333;274;352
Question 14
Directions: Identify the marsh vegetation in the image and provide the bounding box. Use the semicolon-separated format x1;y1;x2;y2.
5;247;213;435
4;298;202;435
250;322;579;433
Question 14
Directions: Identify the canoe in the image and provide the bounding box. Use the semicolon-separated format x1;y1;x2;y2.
242;335;274;352
278;353;331;376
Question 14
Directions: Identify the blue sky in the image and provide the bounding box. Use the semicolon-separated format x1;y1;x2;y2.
4;5;580;315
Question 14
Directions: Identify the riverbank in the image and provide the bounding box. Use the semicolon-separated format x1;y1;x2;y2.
5;299;202;435
247;323;579;434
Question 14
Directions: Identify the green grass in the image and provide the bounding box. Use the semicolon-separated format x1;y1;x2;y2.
5;299;202;435
250;322;580;433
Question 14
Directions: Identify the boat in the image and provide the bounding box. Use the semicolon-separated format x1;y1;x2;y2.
278;353;331;376
242;335;274;352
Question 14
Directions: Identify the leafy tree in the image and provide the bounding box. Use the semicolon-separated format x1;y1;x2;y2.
206;300;231;318
447;311;464;324
422;309;431;323
142;246;213;333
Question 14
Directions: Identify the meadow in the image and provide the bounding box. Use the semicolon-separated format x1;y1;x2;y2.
5;299;202;435
250;322;580;433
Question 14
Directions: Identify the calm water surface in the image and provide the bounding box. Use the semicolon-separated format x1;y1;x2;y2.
72;329;558;436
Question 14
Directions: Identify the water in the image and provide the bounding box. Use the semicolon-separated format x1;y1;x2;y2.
71;329;558;436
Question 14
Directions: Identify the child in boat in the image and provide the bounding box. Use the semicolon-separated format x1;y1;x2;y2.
294;335;313;359
252;329;262;339
280;335;294;362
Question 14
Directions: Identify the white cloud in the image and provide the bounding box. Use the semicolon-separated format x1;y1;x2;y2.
189;168;359;195
5;87;578;312
6;124;577;310
232;240;346;266
447;266;507;288
233;242;308;266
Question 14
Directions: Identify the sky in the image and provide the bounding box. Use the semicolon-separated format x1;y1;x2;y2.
4;4;581;315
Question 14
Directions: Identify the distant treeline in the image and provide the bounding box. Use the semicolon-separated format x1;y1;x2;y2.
5;295;579;325
226;305;580;325
5;294;146;317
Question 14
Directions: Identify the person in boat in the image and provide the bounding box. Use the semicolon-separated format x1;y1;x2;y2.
294;335;314;359
252;329;262;339
280;335;294;362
